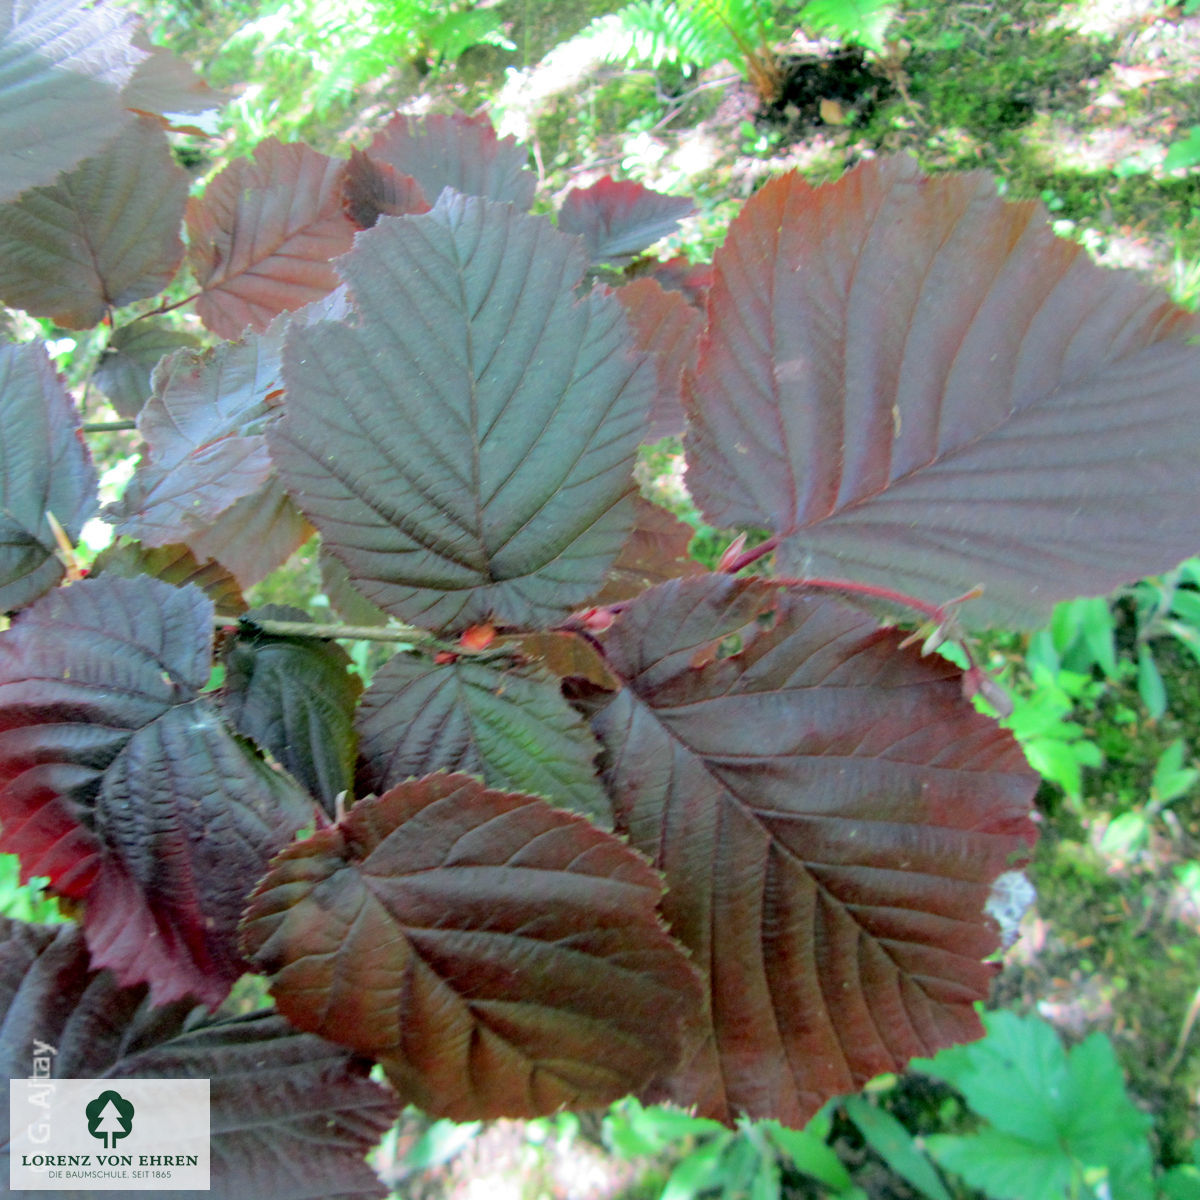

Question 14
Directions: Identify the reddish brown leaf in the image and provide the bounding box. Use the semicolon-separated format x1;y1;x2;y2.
92;539;247;614
615;279;703;442
0;576;314;1007
368;111;535;209
592;495;703;604
558;176;694;265
241;773;702;1119
188;139;355;338
590;575;1038;1125
94;321;203;419
0;116;187;328
685;157;1200;629
343;149;431;229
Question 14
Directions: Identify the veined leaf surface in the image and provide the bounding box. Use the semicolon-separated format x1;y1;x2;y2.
685;156;1200;628
272;192;654;632
0;577;313;1006
241;773;702;1119
590;575;1037;1124
558;176;695;266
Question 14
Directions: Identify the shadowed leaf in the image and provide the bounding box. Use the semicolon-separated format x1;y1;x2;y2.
615;279;703;441
271;192;654;632
368;111;535;209
0;340;97;612
241;773;702;1120
0;919;398;1200
94;322;203;419
594;495;703;604
559;176;694;266
686;157;1200;628
0;577;314;1007
356;654;610;825
92;540;246;614
0;116;186;328
0;0;142;203
219;605;361;811
343;149;430;230
188;139;355;338
590;575;1037;1125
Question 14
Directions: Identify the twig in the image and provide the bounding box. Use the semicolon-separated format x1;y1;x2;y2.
214;613;430;644
1164;982;1200;1077
82;420;137;432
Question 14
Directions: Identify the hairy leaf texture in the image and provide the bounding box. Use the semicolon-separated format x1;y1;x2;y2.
685;157;1200;628
188;139;355;338
241;773;702;1119
104;328;311;587
0;577;314;1006
356;654;610;825
94;322;202;419
558;176;695;266
589;575;1038;1125
0;116;186;328
0;0;143;203
614;281;703;441
0;919;398;1199
272;192;654;632
220;605;361;811
367;111;536;210
0;340;97;611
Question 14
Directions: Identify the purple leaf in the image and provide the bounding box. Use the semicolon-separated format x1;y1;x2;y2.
590;575;1038;1124
0;117;187;328
0;578;314;1007
367;111;535;209
559;176;694;265
686;157;1200;628
0;340;97;611
271;192;654;632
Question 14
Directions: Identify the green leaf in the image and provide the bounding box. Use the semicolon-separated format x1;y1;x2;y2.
357;653;610;826
841;1096;951;1200
764;1121;854;1191
925;1128;1073;1200
1138;644;1168;718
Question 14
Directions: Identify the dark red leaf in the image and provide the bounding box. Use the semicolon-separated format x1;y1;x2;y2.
94;321;203;419
271;192;654;632
0;577;314;1006
559;176;694;265
356;654;610;825
0;0;143;203
685;157;1200;629
614;279;703;441
0;919;398;1199
343;148;431;229
187;139;355;338
590;575;1038;1124
630;255;713;308
368;111;535;210
92;539;247;614
241;773;702;1119
0;341;97;612
0;116;187;328
219;605;362;811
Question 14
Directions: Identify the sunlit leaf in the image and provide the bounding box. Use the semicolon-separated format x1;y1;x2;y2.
188;139;355;338
241;773;702;1119
685;157;1200;628
343;148;430;230
367;111;535;209
92;539;246;614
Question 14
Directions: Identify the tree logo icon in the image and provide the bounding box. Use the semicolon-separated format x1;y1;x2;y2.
85;1089;135;1149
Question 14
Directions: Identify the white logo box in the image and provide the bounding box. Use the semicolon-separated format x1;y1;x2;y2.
10;1079;209;1191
